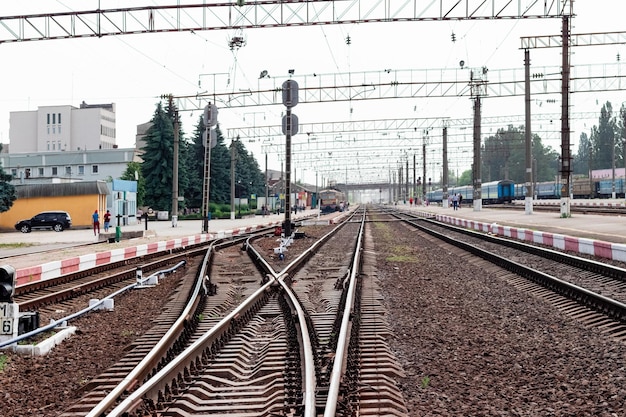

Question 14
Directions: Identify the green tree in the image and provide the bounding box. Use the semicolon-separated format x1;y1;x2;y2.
231;138;266;202
573;101;625;175
458;169;473;186
120;161;146;207
182;118;206;209
141;102;174;211
164;96;191;212
208;126;233;205
482;125;517;182
573;132;592;176
183;119;233;207
592;101;618;171
481;125;558;184
0;144;16;212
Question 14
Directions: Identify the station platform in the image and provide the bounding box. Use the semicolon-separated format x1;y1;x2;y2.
403;202;626;263
407;203;626;244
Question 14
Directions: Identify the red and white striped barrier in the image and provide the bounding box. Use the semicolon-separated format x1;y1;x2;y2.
436;214;626;263
15;219;286;287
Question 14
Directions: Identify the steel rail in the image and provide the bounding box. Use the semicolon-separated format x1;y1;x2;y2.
98;214;353;415
402;215;626;324
85;239;226;417
323;208;366;416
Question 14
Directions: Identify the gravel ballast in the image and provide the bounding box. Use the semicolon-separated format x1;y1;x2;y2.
2;220;626;416
370;220;626;416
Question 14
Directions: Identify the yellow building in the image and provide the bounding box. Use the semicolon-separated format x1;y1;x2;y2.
0;181;108;231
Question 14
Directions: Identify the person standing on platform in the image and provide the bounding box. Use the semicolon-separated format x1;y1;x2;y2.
103;210;111;232
452;193;459;210
458;193;463;209
92;210;100;235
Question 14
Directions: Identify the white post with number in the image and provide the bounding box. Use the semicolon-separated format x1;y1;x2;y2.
0;302;19;344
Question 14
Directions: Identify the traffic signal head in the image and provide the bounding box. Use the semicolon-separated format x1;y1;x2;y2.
0;265;16;303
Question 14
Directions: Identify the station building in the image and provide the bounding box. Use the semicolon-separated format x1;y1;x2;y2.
0;101;143;230
8;101;117;153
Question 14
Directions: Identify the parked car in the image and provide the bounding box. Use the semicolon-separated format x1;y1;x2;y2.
15;211;72;233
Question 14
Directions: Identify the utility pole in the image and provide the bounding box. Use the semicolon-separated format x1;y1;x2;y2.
171;108;179;227
560;14;572;217
470;67;488;211
442;126;449;208
230;137;237;220
524;48;534;215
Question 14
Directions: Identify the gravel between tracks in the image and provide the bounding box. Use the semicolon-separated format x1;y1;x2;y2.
0;269;185;417
2;221;626;416
370;220;626;416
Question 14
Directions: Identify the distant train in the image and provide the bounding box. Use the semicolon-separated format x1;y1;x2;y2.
515;177;625;200
426;180;515;205
426;177;625;204
319;188;347;213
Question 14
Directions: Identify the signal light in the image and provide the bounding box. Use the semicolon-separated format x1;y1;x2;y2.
0;265;16;303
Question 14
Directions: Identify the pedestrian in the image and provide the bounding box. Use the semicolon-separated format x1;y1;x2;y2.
458;193;463;209
92;210;100;235
103;210;111;232
452;193;459;210
137;208;143;224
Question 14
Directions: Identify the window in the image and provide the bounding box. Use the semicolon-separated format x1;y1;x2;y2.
11;168;16;178
52;167;58;176
52;113;56;124
47;141;50;151
78;165;85;175
58;113;61;124
38;167;44;176
92;165;99;174
47;113;50;124
52;142;56;150
25;168;31;178
65;166;71;175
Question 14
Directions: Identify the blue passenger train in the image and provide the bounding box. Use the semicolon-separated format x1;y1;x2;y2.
426;180;515;205
427;177;625;203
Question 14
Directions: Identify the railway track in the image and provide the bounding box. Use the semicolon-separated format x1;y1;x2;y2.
392;210;626;339
21;208;407;416
5;207;626;415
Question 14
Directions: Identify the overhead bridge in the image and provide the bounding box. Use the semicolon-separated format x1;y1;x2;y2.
334;183;393;192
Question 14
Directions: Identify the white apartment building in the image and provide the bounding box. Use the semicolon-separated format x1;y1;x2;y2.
9;101;117;153
0;148;141;184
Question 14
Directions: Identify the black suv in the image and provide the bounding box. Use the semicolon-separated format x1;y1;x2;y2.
15;211;72;233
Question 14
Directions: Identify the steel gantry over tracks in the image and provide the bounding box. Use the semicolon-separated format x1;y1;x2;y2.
0;1;571;44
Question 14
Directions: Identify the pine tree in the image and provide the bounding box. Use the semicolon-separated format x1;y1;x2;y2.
141;102;174;211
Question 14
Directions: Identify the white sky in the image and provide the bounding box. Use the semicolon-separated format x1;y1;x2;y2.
1;1;625;185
